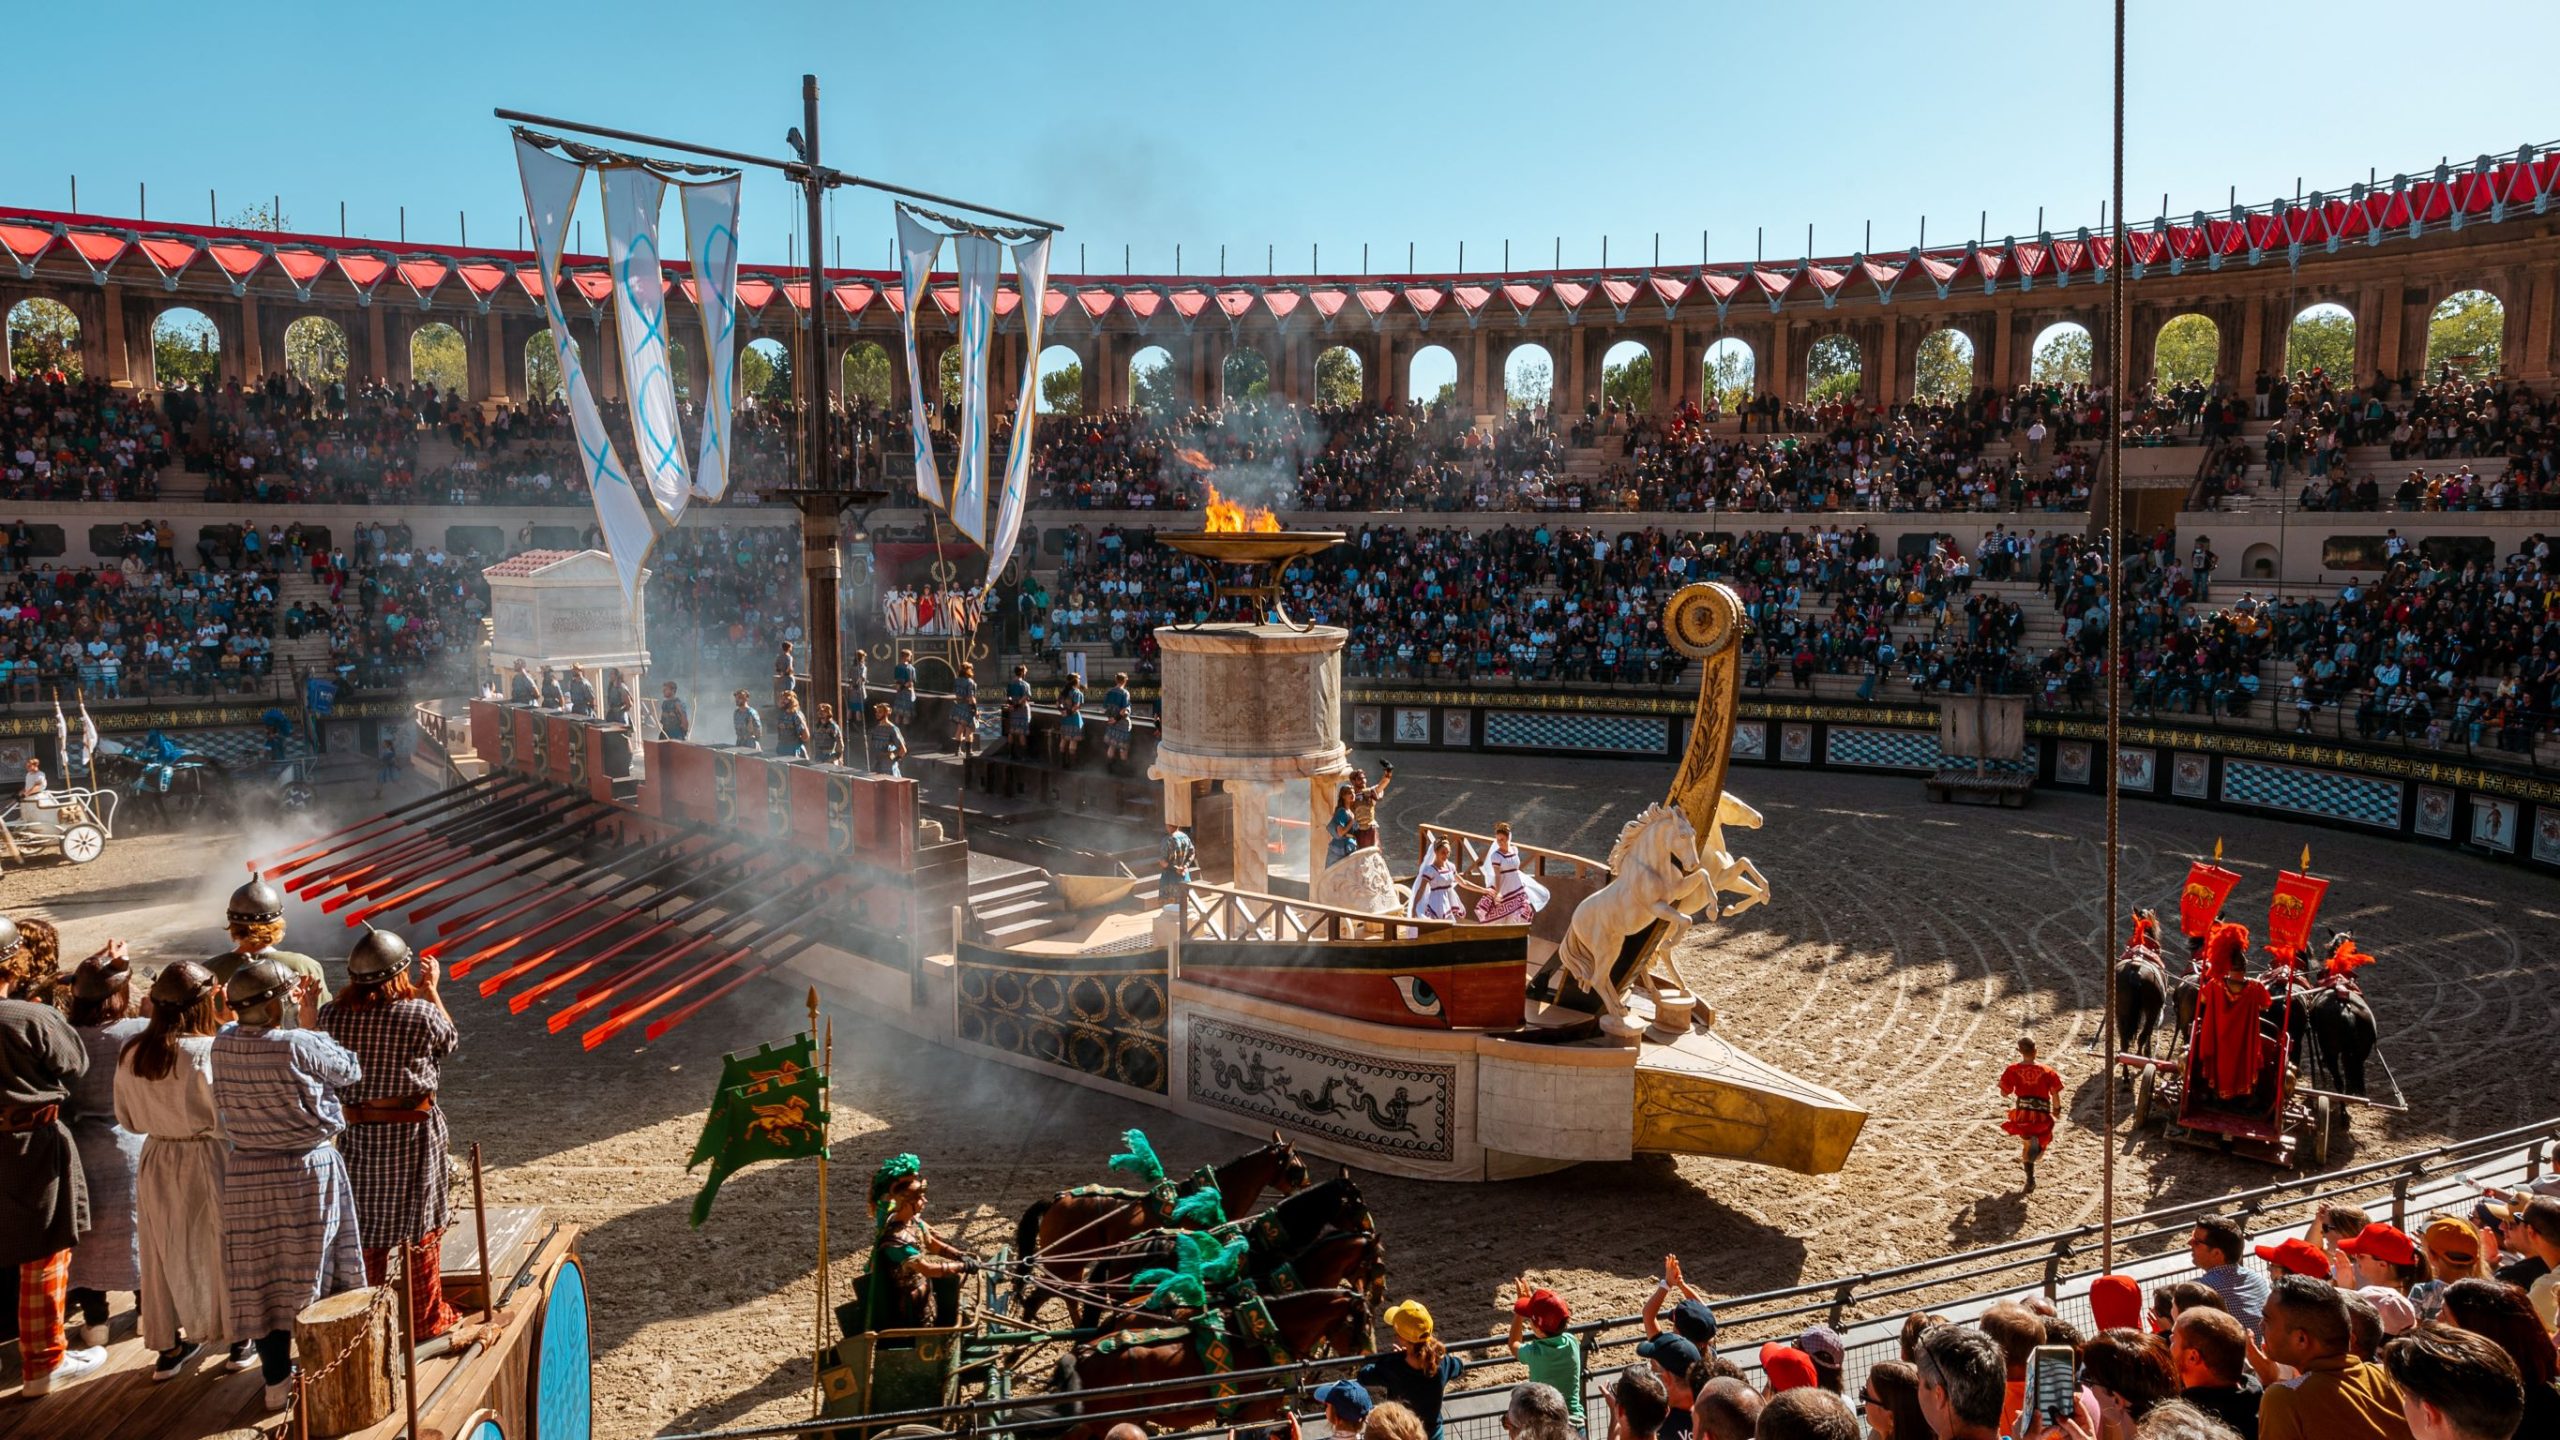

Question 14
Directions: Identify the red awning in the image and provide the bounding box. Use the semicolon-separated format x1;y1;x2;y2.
1075;290;1114;319
457;262;510;300
833;282;876;315
0;223;57;271
138;237;202;280
1260;291;1300;322
734;277;776;310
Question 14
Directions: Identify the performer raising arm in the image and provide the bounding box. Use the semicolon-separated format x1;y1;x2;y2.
319;930;464;1344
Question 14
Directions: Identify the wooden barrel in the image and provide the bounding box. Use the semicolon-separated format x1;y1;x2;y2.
529;1256;593;1440
296;1285;396;1437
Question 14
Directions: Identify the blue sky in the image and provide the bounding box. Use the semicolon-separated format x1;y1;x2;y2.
9;0;2555;277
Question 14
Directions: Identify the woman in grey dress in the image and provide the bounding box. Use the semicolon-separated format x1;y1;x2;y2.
64;945;146;1346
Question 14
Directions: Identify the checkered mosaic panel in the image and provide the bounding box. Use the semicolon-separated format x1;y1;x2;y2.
1825;726;2040;775
1482;710;1670;756
110;727;317;766
2219;759;2403;830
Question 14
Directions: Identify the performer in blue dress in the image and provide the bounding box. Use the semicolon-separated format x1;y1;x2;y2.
891;651;918;727
1058;679;1087;766
1103;672;1134;774
1003;665;1033;758
949;663;980;755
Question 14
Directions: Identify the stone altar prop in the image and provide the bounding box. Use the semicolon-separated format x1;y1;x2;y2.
1150;622;1351;897
484;548;653;693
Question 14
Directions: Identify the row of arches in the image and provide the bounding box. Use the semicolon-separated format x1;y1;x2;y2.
4;292;2513;402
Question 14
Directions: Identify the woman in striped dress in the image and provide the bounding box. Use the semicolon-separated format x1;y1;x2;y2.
209;959;366;1410
64;948;145;1347
1473;824;1552;923
114;961;250;1379
320;929;462;1342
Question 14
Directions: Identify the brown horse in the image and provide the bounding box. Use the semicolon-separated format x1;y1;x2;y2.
1082;1227;1388;1331
1011;1133;1310;1319
1049;1288;1373;1440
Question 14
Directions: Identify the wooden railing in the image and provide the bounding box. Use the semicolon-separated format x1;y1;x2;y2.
1179;880;1457;943
1403;824;1610;882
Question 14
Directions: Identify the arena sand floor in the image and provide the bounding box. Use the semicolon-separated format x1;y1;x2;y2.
13;751;2559;1438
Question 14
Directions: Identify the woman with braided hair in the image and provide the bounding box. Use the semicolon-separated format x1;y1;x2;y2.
854;1154;972;1333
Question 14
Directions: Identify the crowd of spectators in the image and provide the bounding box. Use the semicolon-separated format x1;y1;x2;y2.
2;376;173;502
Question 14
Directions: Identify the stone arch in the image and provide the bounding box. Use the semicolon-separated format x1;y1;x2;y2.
1128;344;1177;416
2029;321;2094;387
843;340;892;408
741;336;792;406
2151;313;2221;389
281;315;349;391
2426;288;2503;377
409;321;467;396
1313;345;1363;408
152;306;222;389
1036;343;1085;414
1911;328;1976;402
1222;345;1271;403
2240;542;2278;580
2286;302;2355;380
523;332;563;404
1805;333;1861;402
1407;343;1458;408
6;297;82;382
1599;339;1655;413
1699;335;1754;410
1503;342;1555;412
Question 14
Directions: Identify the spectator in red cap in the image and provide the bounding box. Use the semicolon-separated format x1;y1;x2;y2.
2255;1237;2335;1280
1505;1277;1583;1430
2338;1224;2425;1295
2090;1275;2146;1334
1761;1343;1819;1395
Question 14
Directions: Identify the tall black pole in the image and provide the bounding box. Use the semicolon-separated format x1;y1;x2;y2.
799;73;844;722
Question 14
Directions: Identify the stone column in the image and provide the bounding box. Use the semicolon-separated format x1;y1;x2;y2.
1565;326;1586;411
1227;778;1274;897
237;295;265;378
1469;327;1489;414
481;316;511;404
1874;315;1900;404
1767;322;1792;405
99;283;131;388
1307;773;1335;882
2237;296;2266;380
1989;308;2014;393
1376;332;1397;407
1091;331;1115;410
365;304;389;385
2523;268;2557;382
1668;325;1687;407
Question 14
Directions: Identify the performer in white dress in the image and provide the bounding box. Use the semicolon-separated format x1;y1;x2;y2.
1406;836;1485;921
1474;822;1552;923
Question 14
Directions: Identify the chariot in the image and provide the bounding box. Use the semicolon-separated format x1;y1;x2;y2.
2115;975;2403;1167
0;785;114;866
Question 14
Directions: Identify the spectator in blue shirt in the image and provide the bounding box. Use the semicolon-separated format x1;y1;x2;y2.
2191;1216;2272;1337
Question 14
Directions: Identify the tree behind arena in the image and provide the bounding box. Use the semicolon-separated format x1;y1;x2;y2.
1603;351;1654;413
1314;347;1361;408
1913;330;1973;403
6;299;81;381
1041;360;1084;414
2426;290;2503;375
2153;314;2219;389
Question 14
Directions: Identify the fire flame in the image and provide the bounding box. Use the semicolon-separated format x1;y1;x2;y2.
1202;482;1281;534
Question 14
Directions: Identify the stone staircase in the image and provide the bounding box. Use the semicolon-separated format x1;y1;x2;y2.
967;862;1071;945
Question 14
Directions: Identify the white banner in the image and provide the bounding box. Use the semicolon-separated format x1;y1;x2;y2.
514;136;656;608
984;233;1052;582
950;233;1001;546
895;208;946;511
600;166;689;525
679;176;743;503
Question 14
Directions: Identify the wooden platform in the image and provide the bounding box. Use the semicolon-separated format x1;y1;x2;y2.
0;1222;580;1440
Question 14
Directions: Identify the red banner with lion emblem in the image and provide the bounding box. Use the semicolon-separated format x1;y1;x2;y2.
2265;870;2329;962
2178;862;2242;938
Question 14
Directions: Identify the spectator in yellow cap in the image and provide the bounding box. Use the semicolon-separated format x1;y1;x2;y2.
1360;1299;1466;1440
2407;1217;2486;1323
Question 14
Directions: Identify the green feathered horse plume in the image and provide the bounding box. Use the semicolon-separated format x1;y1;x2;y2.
1009;1129;1310;1322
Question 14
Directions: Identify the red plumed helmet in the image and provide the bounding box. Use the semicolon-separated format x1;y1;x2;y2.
2206;921;2252;972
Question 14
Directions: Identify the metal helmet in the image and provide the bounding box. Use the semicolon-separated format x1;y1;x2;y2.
347;928;414;984
0;914;19;961
148;960;216;1010
70;955;132;1002
223;956;297;1012
228;877;287;925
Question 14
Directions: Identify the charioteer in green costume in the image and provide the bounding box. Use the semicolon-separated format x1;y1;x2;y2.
854;1154;975;1333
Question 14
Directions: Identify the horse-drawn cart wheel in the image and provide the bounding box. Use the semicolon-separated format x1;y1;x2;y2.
59;824;105;865
2308;1096;2333;1167
282;780;317;812
2132;1068;2156;1129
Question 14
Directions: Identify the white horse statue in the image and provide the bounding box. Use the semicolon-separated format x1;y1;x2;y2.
1702;792;1771;919
1556;804;1715;1032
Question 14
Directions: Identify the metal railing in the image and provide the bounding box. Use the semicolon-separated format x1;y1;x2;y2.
651;1114;2560;1440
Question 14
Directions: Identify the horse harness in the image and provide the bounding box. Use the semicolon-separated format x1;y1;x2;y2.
1089;1292;1290;1422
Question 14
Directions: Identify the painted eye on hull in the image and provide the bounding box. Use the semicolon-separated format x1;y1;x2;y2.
1392;974;1442;1017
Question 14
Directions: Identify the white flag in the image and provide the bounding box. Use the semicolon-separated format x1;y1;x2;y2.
600;165;689;525
679;176;743;502
515;135;658;609
78;700;96;757
895;207;947;511
984;233;1053;582
950;233;1002;546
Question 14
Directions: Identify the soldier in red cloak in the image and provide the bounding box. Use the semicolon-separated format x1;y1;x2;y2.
2191;922;2271;1104
1998;1035;2063;1190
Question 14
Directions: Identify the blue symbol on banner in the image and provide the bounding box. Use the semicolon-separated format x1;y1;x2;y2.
305;677;337;717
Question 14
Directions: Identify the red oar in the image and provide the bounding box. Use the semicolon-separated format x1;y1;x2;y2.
633;931;832;1047
295;788;555;899
510;868;828;1015
322;796;594;914
408;825;696;927
266;776;527;881
248;773;502;871
475;858;783;1000
440;839;737;975
352;813;626;927
577;891;839;1048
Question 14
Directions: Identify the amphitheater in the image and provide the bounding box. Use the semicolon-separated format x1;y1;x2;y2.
4;143;2560;1439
